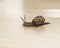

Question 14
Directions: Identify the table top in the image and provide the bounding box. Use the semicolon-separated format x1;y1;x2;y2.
0;17;60;48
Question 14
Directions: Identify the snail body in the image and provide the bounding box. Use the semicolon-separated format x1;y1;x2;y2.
23;22;34;27
21;15;50;27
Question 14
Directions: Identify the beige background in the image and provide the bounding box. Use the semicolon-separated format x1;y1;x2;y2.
24;0;60;9
24;0;60;17
0;0;60;48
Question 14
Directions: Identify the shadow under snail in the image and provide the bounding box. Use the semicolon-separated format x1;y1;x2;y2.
21;15;50;27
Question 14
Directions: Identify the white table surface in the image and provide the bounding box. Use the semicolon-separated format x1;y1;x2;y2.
0;17;60;48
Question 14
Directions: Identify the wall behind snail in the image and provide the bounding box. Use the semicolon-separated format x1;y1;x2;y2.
24;0;60;17
0;0;23;29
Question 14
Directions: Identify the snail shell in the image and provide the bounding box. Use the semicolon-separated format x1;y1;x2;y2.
32;15;45;27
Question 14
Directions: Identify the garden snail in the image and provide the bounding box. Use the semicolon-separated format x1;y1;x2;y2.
21;15;50;27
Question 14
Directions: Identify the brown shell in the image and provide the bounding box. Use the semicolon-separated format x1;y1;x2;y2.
32;16;45;27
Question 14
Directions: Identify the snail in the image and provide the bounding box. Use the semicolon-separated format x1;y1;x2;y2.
21;15;50;27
